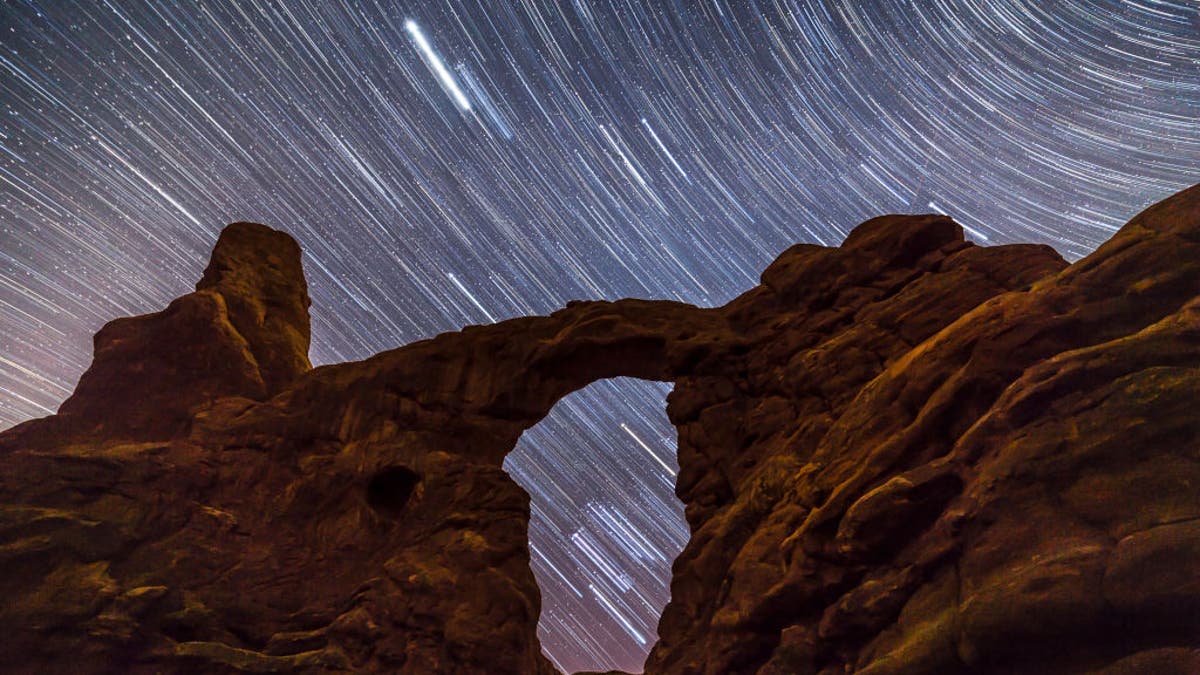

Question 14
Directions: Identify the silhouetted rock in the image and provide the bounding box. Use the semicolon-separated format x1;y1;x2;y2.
1;184;1198;674
11;222;311;444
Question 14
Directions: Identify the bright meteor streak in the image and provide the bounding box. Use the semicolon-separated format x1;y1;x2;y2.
404;19;471;112
641;118;690;182
620;423;676;476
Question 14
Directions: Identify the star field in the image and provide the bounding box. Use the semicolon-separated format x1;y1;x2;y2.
1;1;1198;672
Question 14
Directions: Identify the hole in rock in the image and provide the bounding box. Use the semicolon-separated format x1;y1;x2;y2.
366;466;420;517
503;378;689;674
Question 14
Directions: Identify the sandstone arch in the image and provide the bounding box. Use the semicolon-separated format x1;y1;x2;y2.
2;185;1199;673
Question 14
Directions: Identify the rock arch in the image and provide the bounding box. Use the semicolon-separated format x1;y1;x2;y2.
3;185;1200;673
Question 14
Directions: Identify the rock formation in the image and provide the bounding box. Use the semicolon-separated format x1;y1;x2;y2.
1;184;1198;674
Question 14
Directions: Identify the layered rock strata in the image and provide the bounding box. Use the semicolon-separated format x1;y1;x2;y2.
1;184;1198;674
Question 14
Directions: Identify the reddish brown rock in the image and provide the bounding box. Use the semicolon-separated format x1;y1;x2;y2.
1;184;1198;674
8;222;311;445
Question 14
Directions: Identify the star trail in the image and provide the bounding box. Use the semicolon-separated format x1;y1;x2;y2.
1;1;1198;672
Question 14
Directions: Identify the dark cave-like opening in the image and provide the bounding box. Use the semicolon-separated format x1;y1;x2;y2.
365;465;421;517
503;377;689;674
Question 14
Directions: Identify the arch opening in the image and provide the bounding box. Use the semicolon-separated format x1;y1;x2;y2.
503;377;689;674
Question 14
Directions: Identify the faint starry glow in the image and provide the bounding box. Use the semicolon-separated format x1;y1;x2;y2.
0;2;1198;673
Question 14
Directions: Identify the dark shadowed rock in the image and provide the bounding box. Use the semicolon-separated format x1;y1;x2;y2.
1;184;1198;673
15;222;312;444
194;222;312;394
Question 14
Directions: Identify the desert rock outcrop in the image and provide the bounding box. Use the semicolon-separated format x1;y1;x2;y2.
1;184;1198;673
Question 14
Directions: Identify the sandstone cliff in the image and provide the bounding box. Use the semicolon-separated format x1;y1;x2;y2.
1;184;1198;674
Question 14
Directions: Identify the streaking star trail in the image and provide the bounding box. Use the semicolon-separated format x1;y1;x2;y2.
0;1;1198;673
404;18;472;113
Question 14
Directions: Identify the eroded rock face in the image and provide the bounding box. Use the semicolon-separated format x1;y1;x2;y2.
16;222;312;444
1;184;1198;674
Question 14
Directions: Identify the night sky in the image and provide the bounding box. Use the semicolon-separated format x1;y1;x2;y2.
1;1;1198;672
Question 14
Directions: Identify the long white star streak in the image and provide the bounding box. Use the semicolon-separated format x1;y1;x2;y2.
404;19;472;112
0;1;1198;673
97;140;203;229
457;63;514;139
620;422;676;477
641;118;690;183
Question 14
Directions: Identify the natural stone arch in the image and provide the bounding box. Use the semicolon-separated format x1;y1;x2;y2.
5;185;1200;673
0;212;1075;673
226;298;732;673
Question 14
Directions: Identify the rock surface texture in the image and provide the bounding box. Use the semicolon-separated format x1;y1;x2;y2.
2;184;1199;674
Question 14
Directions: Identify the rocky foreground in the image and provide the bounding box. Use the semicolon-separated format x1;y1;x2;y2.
2;183;1198;674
